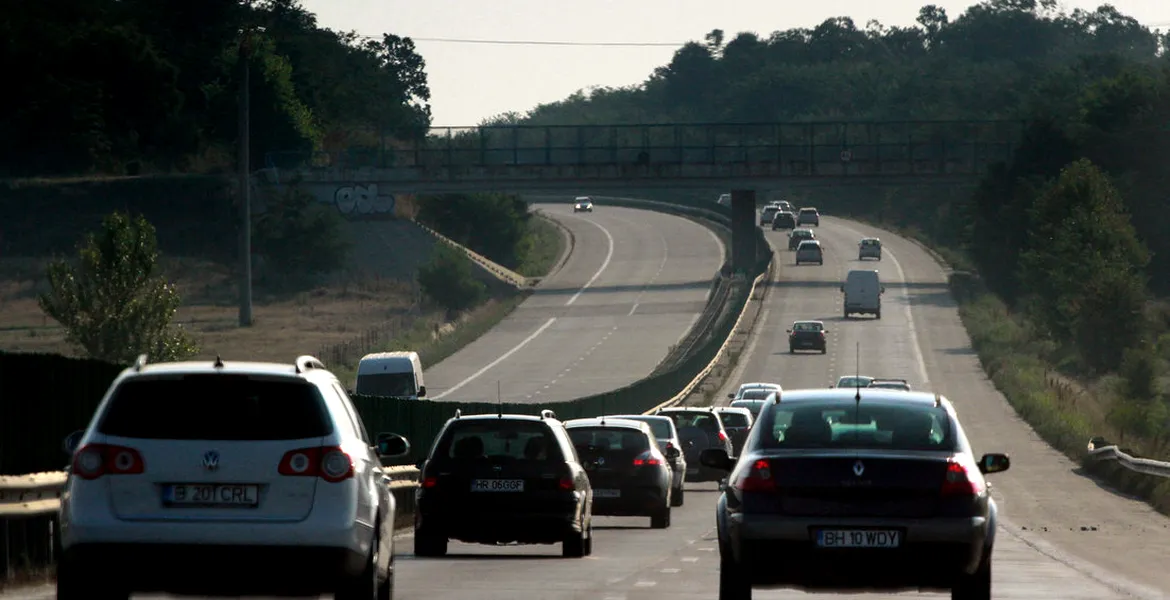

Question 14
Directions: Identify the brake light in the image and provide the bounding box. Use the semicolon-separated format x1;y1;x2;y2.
422;476;439;488
734;459;775;492
717;431;728;443
634;457;662;466
71;444;145;480
940;460;983;496
278;446;354;483
558;476;575;491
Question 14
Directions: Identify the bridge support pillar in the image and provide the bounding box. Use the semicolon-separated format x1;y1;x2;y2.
730;190;758;276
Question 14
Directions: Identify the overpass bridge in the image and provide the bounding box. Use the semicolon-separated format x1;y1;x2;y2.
256;119;1023;272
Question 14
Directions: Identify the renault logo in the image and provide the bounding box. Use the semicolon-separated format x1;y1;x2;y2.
852;460;865;477
202;451;220;471
596;456;606;466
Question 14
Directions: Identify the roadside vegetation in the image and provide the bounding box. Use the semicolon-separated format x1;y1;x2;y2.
501;1;1170;512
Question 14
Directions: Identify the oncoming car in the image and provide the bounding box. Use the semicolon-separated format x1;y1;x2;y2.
701;388;1011;600
57;354;412;599
573;197;594;212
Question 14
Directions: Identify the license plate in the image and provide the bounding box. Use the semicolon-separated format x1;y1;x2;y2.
163;484;259;507
471;479;524;492
815;529;901;548
593;489;621;498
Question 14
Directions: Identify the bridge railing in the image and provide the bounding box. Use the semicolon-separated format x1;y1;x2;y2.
265;120;1025;178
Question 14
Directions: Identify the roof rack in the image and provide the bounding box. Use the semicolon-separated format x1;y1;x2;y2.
934;393;942;407
773;390;782;404
454;409;462;419
294;355;326;374
133;354;148;372
540;409;556;420
213;355;224;368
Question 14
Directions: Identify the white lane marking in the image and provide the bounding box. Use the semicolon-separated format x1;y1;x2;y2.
628;303;639;316
832;220;929;385
660;568;681;574
566;219;615;306
433;317;557;399
634;580;657;587
681;556;699;562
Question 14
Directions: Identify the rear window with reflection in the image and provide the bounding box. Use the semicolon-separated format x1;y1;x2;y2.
719;411;751;428
99;375;332;440
435;420;563;462
611;416;673;440
760;400;955;451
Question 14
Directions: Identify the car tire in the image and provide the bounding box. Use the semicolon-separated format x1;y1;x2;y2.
789;346;795;354
820;347;826;354
951;549;992;600
719;558;752;600
563;527;587;558
671;485;685;507
583;523;594;555
336;538;380;600
413;530;448;557
651;504;671;529
876;310;882;319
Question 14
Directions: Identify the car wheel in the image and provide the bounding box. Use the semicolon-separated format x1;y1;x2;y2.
820;347;826;354
672;485;685;507
336;538;378;600
876;310;882;319
563;527;587;558
413;530;448;557
650;504;671;529
789;346;795;354
719;558;752;600
951;549;991;600
584;522;594;555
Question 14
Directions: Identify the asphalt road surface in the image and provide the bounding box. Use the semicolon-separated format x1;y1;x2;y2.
8;215;1170;600
423;203;725;404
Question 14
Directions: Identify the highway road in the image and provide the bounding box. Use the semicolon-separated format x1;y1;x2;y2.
7;214;1170;600
423;203;725;404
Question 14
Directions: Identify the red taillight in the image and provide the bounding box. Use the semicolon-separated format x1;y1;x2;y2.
71;444;145;480
422;476;439;488
940;460;983;496
734;459;775;492
717;431;728;443
633;457;662;466
558;477;575;491
278;446;354;483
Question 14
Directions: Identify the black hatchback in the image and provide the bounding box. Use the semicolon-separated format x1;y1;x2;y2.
788;320;828;354
414;410;593;558
565;418;674;528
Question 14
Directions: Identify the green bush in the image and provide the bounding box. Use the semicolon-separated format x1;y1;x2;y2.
417;244;486;315
252;180;350;289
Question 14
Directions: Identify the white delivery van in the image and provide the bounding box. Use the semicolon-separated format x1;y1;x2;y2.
841;269;885;319
355;351;426;398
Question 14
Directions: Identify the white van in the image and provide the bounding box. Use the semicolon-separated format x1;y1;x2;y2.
355;351;426;398
841;270;885;319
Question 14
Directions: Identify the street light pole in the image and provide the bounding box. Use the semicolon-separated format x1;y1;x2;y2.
237;26;254;327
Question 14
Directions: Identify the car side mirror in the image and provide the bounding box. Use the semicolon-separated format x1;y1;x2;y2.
665;446;681;460
839;285;844;292
822;329;829;334
881;286;886;294
978;453;1011;474
375;432;411;458
63;430;84;456
727;393;735;399
699;448;733;472
785;329;791;333
416;385;427;397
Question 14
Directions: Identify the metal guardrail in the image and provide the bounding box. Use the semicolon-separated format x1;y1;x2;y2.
1086;437;1170;478
0;467;421;519
416;222;532;289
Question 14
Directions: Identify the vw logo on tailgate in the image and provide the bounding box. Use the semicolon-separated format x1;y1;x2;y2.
202;450;220;471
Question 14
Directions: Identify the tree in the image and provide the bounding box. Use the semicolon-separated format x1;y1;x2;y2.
417;245;486;315
38;212;198;364
252;179;351;287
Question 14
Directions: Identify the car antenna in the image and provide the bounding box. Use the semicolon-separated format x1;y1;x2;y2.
854;342;862;403
497;380;503;418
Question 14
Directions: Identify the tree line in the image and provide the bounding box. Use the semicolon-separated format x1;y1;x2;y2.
0;0;430;177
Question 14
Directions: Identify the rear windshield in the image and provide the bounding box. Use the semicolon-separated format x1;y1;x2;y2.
661;411;721;432
871;382;911;391
739;389;772;400
792;322;823;332
719;412;751;428
436;421;563;461
614;416;673;440
760;401;955;451
800;208;816;213
98;375;332;440
568;427;649;453
355;372;415;397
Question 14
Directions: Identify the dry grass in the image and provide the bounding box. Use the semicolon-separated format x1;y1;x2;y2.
0;256;419;363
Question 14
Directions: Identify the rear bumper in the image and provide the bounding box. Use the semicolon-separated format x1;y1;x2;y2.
61;543;366;594
416;505;582;545
723;513;987;589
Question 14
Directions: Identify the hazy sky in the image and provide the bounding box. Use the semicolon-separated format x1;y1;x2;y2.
299;0;1170;126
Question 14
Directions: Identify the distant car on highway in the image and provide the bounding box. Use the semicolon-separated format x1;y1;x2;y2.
859;237;882;260
787;320;828;354
573;197;594;212
608;414;688;506
713;407;754;456
730;398;769;421
771;211;797;230
797;207;820;226
414;409;593;558
787;228;815;250
57;354;412;599
870;378;912;391
795;240;824;265
833;375;875;389
760;205;781;226
655;407;734;479
729;382;782;401
700;388;1011;600
565;417;674;528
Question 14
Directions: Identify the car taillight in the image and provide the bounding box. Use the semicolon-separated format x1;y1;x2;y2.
717;431;728;443
634;457;662;466
940;460;983;496
734;459;775;492
558;476;575;491
71;444;145;480
278;446;354;483
422;476;439;488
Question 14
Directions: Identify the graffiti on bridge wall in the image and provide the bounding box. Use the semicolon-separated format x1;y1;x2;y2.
333;183;395;216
